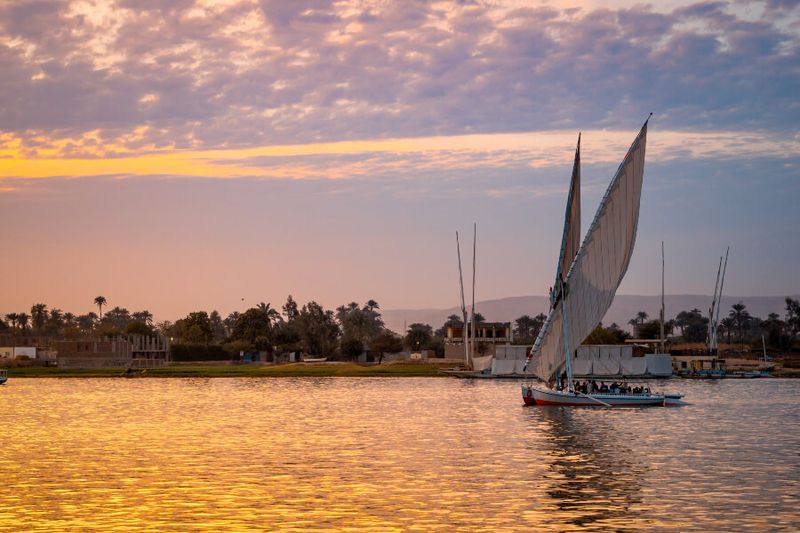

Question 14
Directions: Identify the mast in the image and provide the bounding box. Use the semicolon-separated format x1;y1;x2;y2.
456;231;469;368
470;222;477;369
660;241;665;354
713;246;730;352
708;255;723;353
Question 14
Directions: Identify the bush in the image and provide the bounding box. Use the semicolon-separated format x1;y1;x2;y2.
170;343;228;361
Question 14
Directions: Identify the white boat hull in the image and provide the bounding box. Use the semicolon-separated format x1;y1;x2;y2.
522;384;667;407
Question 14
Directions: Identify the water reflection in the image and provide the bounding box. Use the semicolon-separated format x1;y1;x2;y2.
0;378;797;531
532;407;644;530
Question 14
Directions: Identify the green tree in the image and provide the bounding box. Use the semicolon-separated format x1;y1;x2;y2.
294;301;340;356
132;310;153;326
17;313;29;331
728;302;751;347
786;297;800;341
336;301;384;346
231;308;273;347
177;312;214;344
126;321;155;336
209;310;226;341
31;303;48;332
283;295;299;322
405;323;433;351
369;331;403;364
5;313;19;331
94;296;107;318
340;337;364;358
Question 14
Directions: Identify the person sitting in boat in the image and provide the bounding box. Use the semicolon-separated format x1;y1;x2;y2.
590;380;598;393
599;382;609;392
610;381;620;393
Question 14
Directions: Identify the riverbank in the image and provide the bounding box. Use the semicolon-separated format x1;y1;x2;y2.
4;361;453;378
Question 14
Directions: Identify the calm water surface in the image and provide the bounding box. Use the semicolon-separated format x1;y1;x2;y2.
1;377;798;531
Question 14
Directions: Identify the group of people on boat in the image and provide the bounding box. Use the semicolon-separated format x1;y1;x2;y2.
569;380;651;395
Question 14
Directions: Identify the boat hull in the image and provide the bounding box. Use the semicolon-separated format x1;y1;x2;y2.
522;384;667;407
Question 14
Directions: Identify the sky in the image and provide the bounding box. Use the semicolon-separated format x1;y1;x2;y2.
1;0;799;322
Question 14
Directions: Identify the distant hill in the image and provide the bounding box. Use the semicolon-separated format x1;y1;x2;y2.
382;294;799;334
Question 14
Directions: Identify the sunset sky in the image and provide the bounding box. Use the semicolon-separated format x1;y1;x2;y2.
1;0;798;322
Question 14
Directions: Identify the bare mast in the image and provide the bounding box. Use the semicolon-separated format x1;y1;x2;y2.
660;241;665;353
713;246;730;352
470;223;477;369
708;255;723;353
456;231;469;368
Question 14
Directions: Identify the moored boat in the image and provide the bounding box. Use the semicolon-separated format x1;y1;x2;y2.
0;369;7;385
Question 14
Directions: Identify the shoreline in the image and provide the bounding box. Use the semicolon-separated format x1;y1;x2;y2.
2;362;453;378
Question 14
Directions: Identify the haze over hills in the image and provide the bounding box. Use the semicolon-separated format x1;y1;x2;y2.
382;295;799;335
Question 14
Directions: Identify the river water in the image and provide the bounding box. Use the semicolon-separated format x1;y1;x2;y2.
1;377;798;531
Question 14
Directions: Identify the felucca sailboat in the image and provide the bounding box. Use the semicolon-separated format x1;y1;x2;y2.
522;116;683;407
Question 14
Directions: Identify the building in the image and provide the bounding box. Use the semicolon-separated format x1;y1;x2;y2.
55;339;133;368
444;321;513;359
55;335;169;369
671;354;726;375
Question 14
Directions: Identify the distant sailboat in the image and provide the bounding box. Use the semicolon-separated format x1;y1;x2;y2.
522;116;684;407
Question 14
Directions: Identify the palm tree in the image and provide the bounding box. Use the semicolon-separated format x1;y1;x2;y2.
365;300;380;312
132;310;153;325
94;296;107;318
636;311;649;324
5;313;19;331
31;303;48;331
728;302;751;348
17;313;30;332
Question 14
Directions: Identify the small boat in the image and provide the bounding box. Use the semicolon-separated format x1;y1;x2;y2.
522;384;666;406
302;357;327;363
521;117;685;407
0;369;7;385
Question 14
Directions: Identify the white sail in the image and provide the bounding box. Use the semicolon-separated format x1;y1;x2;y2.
553;134;581;302
531;120;649;383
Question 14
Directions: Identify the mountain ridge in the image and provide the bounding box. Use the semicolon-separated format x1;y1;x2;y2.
382;294;799;334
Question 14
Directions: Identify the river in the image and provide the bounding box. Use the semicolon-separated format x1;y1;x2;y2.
1;378;798;531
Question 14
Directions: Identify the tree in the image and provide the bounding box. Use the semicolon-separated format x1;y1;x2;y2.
176;312;214;344
94;296;107;318
294;301;340;356
47;308;64;335
728;302;751;347
405;323;433;351
472;312;486;323
720;317;735;344
224;312;240;336
336;301;384;346
31;303;48;332
209;310;226;341
5;313;19;331
126;321;154;336
282;295;299;322
132;310;153;326
369;331;403;364
583;322;631;344
340;337;364;358
786;297;800;341
76;313;97;333
101;307;133;331
17;313;29;331
435;314;464;338
231;307;273;348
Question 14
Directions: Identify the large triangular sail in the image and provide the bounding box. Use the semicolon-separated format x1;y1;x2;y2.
531;119;650;383
552;134;581;307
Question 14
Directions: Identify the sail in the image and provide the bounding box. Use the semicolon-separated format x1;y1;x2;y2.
531;120;649;383
553;134;581;302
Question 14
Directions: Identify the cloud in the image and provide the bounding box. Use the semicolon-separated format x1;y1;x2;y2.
2;128;797;185
0;0;797;157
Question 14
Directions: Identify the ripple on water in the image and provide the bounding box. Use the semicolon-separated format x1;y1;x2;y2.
0;378;798;531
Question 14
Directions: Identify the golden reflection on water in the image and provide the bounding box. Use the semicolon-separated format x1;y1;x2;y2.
0;378;798;531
